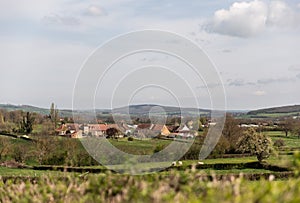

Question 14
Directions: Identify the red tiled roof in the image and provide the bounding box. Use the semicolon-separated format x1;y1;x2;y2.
136;124;152;130
88;124;107;131
150;124;164;131
107;123;129;132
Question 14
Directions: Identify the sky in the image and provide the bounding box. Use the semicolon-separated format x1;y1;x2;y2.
0;0;300;110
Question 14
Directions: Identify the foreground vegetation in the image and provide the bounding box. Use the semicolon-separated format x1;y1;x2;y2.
0;164;299;203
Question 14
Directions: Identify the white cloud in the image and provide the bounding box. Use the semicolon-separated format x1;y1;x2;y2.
209;0;300;37
210;0;268;37
267;1;297;27
85;5;107;16
253;90;266;96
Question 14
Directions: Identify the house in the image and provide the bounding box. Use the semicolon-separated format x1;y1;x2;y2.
69;131;83;138
134;124;153;138
150;124;171;136
55;123;82;138
106;124;128;138
87;124;107;137
134;124;171;138
167;125;180;133
177;125;194;139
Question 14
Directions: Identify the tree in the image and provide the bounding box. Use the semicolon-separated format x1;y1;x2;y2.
0;137;12;161
221;114;243;153
34;137;57;164
12;142;28;163
0;110;4;124
106;128;120;139
20;112;35;134
50;103;59;129
237;128;273;162
279;118;295;137
291;120;300;139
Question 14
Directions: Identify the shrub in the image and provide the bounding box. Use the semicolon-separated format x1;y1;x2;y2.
293;151;300;177
153;144;165;153
274;139;285;148
128;137;134;141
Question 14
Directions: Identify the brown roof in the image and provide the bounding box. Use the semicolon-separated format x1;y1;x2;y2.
150;124;164;131
136;124;152;130
107;124;126;132
55;125;67;132
88;124;107;131
56;123;80;132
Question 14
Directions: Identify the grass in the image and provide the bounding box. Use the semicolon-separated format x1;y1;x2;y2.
108;138;171;155
266;131;300;149
0;130;297;177
0;165;269;177
240;112;300;119
0;167;77;177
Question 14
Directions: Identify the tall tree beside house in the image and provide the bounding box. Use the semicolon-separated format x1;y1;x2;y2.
50;103;59;129
106;128;120;139
19;112;35;134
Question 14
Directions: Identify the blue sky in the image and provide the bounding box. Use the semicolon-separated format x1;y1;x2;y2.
0;0;300;110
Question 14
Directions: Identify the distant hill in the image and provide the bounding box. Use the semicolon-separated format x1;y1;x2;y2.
0;104;50;115
112;104;211;116
0;104;211;117
247;105;300;116
0;104;74;117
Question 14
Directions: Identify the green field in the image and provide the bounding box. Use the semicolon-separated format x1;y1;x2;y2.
0;167;75;177
266;131;300;149
109;138;171;155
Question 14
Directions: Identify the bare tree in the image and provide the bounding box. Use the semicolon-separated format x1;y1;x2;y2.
0;137;12;161
279;118;295;137
291;120;300;139
35;137;56;164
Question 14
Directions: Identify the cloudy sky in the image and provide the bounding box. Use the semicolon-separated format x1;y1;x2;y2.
0;0;300;110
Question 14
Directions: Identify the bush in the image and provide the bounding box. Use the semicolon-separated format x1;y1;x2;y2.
274;139;285;148
128;137;134;141
153;144;165;153
181;136;204;160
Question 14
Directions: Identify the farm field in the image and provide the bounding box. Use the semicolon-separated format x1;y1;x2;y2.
266;131;300;149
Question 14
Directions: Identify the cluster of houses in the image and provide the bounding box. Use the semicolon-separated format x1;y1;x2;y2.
55;122;198;139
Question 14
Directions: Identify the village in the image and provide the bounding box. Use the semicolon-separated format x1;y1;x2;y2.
55;121;200;139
